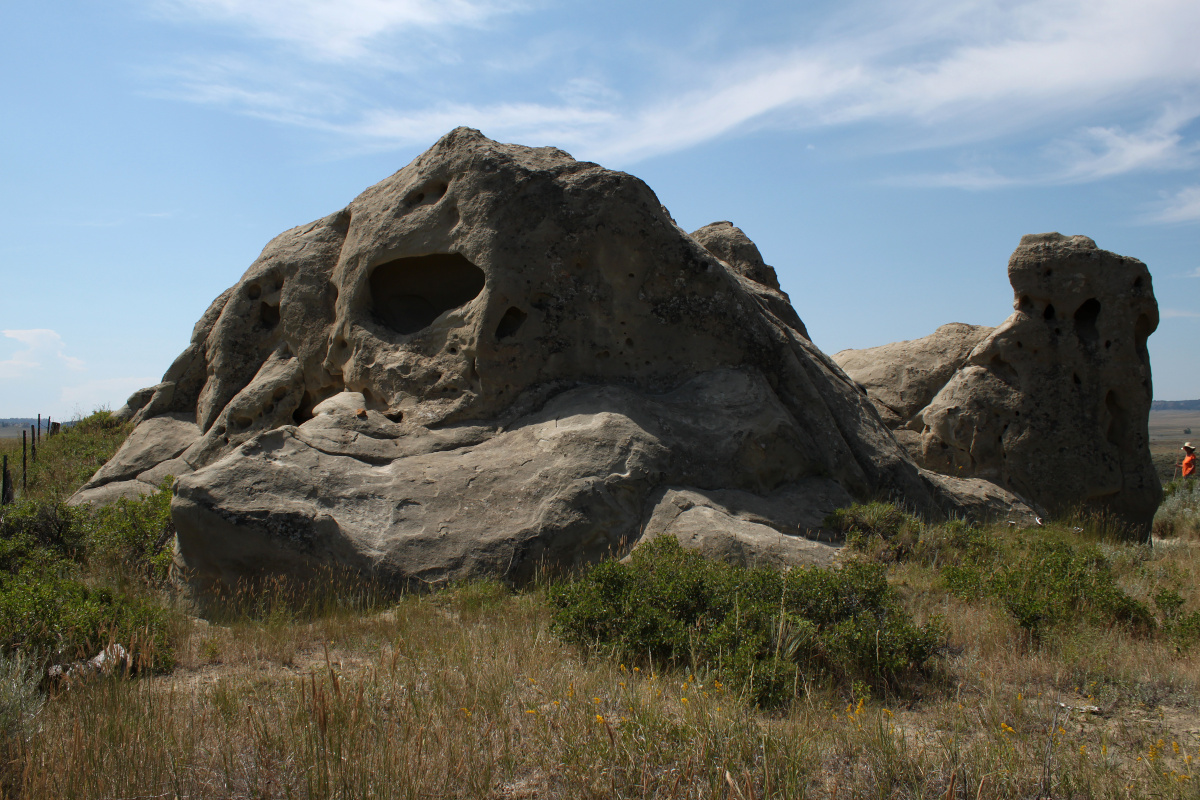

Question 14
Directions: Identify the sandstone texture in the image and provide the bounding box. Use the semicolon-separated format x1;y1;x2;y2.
74;128;1036;588
836;233;1160;535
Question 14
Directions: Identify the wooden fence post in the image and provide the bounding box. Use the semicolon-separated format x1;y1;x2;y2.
22;429;28;491
37;414;41;444
30;424;36;464
1;454;10;505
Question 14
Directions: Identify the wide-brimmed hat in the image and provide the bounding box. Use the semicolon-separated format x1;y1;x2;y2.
1185;442;1196;451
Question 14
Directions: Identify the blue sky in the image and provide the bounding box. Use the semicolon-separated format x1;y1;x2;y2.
2;0;1199;418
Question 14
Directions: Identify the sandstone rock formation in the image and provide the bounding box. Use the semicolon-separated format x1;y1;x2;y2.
836;233;1160;535
73;128;1034;589
832;323;993;456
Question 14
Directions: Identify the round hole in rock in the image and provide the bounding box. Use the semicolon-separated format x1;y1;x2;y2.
370;253;485;335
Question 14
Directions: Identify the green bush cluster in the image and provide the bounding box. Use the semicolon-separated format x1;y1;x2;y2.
835;503;1156;640
942;535;1153;638
1154;479;1200;539
0;485;178;669
547;536;943;707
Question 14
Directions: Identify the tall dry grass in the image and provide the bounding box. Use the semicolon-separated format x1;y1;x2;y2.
6;569;1200;799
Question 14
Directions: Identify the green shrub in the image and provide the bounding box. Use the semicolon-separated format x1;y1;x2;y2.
82;481;176;585
942;533;1153;639
0;487;179;670
548;537;942;707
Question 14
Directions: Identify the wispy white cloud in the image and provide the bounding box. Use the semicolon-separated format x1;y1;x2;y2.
0;330;85;379
1162;308;1200;319
151;0;527;62
1188;266;1200;278
895;109;1200;190
1147;186;1200;224
147;0;1200;176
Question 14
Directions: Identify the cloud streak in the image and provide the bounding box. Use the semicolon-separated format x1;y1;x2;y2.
152;0;527;62
147;0;1200;186
1148;186;1200;224
0;330;85;379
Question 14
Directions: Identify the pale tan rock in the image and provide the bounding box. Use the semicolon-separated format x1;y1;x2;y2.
834;323;993;429
917;234;1160;533
840;233;1160;536
72;413;199;494
81;129;1036;587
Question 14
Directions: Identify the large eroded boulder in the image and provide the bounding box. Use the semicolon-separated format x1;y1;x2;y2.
73;128;1034;588
836;233;1160;535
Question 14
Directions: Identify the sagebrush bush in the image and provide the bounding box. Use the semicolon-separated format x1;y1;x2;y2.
1154;479;1200;539
0;650;42;741
548;536;943;706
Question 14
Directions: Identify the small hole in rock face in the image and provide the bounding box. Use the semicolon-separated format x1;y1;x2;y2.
247;284;262;300
371;253;486;336
1134;276;1143;289
264;403;275;414
447;346;458;355
1044;269;1053;278
273;386;288;401
1104;340;1111;349
595;350;610;360
628;273;635;278
495;306;528;340
1043;304;1056;321
1073;373;1081;386
293;392;317;425
1018;295;1033;313
386;411;404;423
625;338;634;347
259;302;280;330
446;205;459;226
234;415;253;430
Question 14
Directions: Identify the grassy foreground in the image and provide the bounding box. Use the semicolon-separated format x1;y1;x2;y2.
4;419;1200;797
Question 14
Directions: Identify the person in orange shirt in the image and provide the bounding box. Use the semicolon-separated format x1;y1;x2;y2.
1183;443;1196;479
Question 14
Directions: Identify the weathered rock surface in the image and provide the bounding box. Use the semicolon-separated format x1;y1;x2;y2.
837;233;1160;535
76;128;1036;588
69;413;200;505
833;323;993;455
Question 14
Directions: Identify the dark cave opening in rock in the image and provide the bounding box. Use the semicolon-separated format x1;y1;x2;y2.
370;253;485;335
1073;298;1101;345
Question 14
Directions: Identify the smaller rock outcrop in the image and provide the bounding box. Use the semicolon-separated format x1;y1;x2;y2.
837;233;1160;536
834;323;993;453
